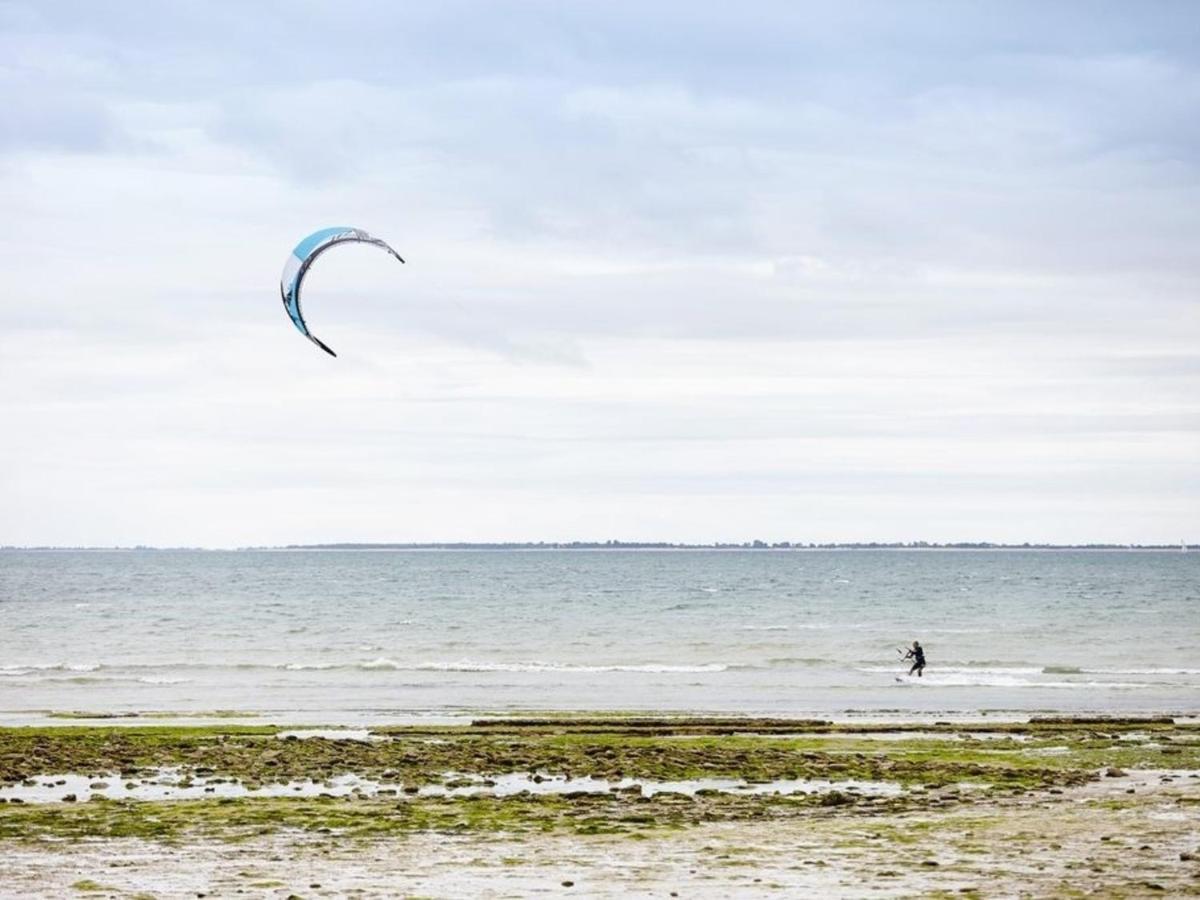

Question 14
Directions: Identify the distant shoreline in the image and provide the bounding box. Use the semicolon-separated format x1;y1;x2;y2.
3;542;1193;552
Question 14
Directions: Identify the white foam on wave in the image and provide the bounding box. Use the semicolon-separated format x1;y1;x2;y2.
897;673;1155;689
1;662;100;674
283;663;338;671
740;625;789;632
859;665;1042;675
863;663;1168;689
359;657;728;674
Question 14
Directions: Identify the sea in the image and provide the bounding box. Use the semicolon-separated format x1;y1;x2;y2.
1;549;1197;725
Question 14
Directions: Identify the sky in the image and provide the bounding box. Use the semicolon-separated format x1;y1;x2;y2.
1;1;1197;547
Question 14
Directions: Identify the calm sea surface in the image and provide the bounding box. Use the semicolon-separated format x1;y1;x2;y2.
1;550;1197;724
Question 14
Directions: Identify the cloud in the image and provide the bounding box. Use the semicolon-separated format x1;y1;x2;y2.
0;0;1197;544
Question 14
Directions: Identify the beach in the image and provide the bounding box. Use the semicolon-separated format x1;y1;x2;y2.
0;717;1197;897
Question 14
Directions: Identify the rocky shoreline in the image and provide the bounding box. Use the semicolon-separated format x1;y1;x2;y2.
0;716;1197;896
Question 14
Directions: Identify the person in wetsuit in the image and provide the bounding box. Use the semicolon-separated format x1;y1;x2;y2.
903;640;926;677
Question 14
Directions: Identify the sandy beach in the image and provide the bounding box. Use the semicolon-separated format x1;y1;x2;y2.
1;716;1197;898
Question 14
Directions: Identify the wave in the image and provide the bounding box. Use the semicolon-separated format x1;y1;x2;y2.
896;673;1155;689
3;658;735;676
1;662;99;674
361;658;730;674
284;663;339;671
859;665;1042;675
739;625;789;632
1036;665;1200;676
864;663;1200;678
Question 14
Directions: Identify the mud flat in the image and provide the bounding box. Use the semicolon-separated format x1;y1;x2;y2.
0;716;1197;897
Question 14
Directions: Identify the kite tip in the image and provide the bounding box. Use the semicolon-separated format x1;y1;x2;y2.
311;335;338;358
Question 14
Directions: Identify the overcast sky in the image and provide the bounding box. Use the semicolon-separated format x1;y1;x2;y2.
1;1;1197;547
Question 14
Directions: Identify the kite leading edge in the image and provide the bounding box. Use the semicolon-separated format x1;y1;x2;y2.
279;227;405;357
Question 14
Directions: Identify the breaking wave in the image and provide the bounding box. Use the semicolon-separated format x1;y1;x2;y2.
360;658;730;674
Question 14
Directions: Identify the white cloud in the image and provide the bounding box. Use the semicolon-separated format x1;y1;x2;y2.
1;0;1197;545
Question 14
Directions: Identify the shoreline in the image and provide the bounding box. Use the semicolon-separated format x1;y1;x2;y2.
4;708;1198;730
5;545;1195;552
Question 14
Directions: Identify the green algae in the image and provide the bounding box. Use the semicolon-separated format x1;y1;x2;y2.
0;790;881;843
1;719;1194;844
0;725;1090;791
70;879;111;893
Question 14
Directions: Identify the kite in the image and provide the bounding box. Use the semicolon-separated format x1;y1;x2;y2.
279;227;405;356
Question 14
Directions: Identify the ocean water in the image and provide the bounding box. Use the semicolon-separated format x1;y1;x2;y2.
1;549;1197;724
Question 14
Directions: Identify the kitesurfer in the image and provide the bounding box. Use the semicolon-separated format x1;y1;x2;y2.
903;641;926;677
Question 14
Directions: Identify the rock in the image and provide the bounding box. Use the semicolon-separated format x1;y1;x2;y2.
1181;851;1196;861
90;782;108;789
819;791;853;807
61;794;77;802
562;881;574;887
1104;767;1127;778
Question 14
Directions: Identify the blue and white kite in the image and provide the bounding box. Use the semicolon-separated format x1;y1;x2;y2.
279;227;405;357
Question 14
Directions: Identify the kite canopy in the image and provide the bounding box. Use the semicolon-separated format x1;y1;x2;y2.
279;227;405;357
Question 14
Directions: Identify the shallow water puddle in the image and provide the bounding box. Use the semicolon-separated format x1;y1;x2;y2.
0;769;904;805
425;772;905;799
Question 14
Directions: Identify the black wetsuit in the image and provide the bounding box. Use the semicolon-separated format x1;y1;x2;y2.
906;646;926;677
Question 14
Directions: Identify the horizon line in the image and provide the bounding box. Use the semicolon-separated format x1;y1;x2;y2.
2;540;1194;552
